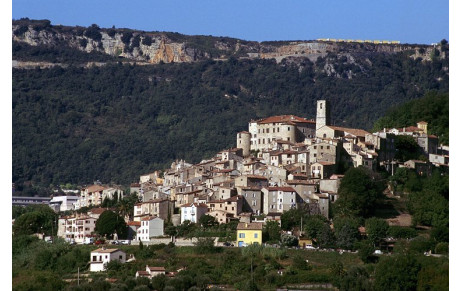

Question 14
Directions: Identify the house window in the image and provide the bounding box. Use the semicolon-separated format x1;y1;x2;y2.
321;146;323;149
288;127;290;131
119;255;123;260
93;256;97;261
254;233;258;238
105;255;108;259
277;128;280;132
239;233;245;238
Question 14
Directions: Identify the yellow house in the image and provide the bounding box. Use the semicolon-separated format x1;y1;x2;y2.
236;222;263;247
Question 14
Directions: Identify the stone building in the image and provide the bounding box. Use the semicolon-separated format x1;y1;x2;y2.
237;115;316;153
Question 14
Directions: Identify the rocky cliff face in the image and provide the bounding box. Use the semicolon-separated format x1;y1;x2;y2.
12;20;442;65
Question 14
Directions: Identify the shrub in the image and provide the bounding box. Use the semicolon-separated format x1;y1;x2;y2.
84;24;102;41
79;38;88;48
388;226;417;239
121;32;133;45
14;25;29;36
434;242;448;254
280;233;298;247
142;35;153;46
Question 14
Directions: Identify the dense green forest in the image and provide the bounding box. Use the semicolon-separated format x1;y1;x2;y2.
373;91;449;144
13;39;448;188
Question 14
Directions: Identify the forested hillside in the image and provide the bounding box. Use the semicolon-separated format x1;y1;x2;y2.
12;22;449;189
373;91;448;145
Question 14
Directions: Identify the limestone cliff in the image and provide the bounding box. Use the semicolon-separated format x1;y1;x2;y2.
12;19;444;65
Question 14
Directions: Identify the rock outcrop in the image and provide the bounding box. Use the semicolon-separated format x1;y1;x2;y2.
12;20;443;65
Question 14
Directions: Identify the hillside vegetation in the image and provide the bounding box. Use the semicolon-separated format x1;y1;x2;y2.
12;21;449;188
373;91;448;145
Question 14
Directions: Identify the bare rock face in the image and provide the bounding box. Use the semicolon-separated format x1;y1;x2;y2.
13;24;202;64
12;22;445;65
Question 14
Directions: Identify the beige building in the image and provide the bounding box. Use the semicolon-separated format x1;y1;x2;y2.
308;141;339;164
79;185;106;208
238;115;316;153
207;195;243;223
134;199;174;221
310;162;336;179
57;215;97;244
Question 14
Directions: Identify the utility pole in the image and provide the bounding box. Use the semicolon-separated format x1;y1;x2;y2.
300;217;303;236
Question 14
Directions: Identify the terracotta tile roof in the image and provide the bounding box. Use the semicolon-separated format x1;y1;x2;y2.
237;222;263;230
141;215;160;221
90;207;111;214
313;161;335;166
239;186;263;191
85;185;106;193
396;126;423;132
428;135;438;138
148;266;166;272
246;175;268;180
275;140;294;144
257;115;315;124
266;186;297;192
136;271;150;277
92;248;124;254
180;202;208;208
328;126;370;137
238;131;250;134
127;221;141;226
286;180;316;185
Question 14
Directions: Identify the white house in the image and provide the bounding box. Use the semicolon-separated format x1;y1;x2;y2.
180;202;208;224
137;216;164;241
49;195;79;212
90;248;126;272
136;265;166;279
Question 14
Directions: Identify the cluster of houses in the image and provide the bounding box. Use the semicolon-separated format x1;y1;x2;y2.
50;100;448;255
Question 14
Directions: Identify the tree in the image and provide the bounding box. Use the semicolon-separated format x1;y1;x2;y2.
304;215;328;239
334;167;385;217
394;135;421;161
336;266;372;291
280;233;298;247
198;214;218;229
335;219;360;250
263;220;281;243
365;217;389;247
280;207;310;231
374;253;421;291
95;210;127;239
317;224;336;249
13;205;58;236
357;240;375;263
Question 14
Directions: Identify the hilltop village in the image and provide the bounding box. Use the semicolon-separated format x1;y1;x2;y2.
46;100;449;248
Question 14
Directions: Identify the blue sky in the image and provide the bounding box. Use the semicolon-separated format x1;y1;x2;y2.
12;0;448;44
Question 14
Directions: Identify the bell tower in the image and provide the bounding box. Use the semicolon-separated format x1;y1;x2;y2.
316;100;330;131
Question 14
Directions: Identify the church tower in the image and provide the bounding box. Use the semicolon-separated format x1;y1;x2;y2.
316;100;330;131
